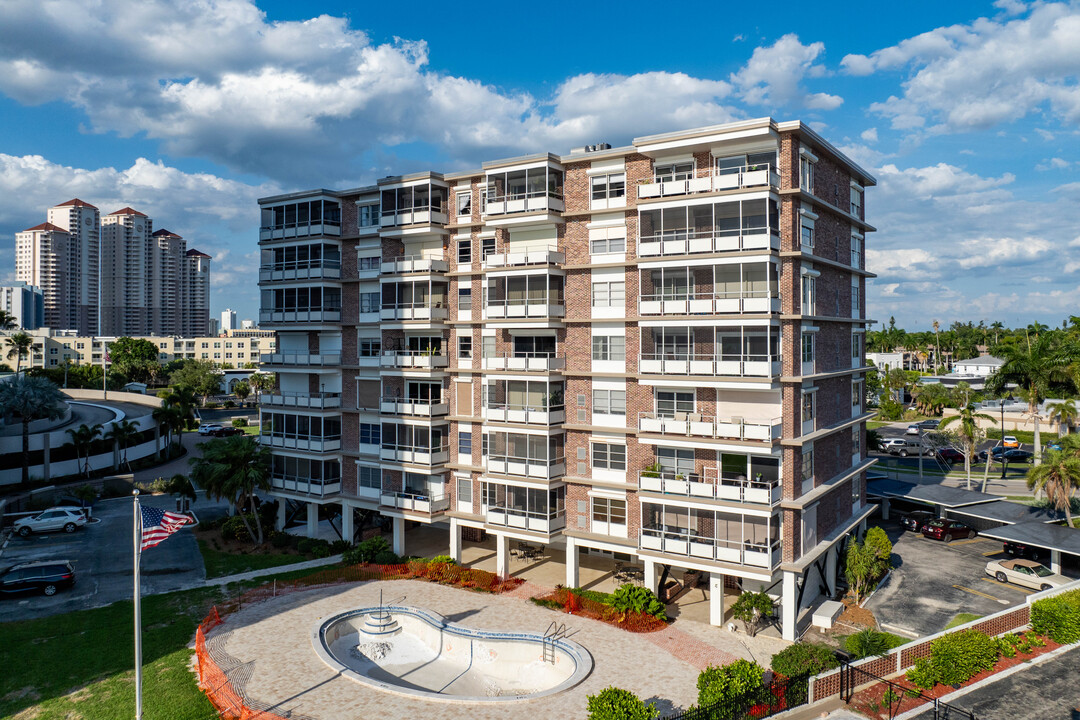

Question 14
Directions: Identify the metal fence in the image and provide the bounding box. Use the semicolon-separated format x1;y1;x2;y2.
660;674;808;720
838;660;978;720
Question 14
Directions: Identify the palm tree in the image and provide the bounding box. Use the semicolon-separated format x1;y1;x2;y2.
1026;450;1080;528
232;380;251;407
249;372;275;406
1047;400;1078;437
190;435;272;545
0;376;66;484
5;332;34;374
65;423;103;479
160;386;197;446
0;310;16;331
941;404;996;490
990;321;1004;347
104;418;140;471
152;402;184;456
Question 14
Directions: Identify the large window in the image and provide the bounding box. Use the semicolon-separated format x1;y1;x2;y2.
458;336;472;359
638;198;779;244
592;497;626;525
592;442;627;470
852;379;863;411
359;423;380;446
458;287;472;311
458;431;472;455
802;391;816;422
800;221;814;248
850;186;863;216
380;184;449;220
457;239;471;264
590;232;626;255
485;167;564;202
456;190;472;217
458;477;472;504
802;449;814;482
591;173;625;201
358;465;380;489
592;389;626;415
592;335;625;361
801;333;815;363
360;292;379;313
656;390;694;417
800;155;815;192
851;234;863;267
802;274;816;314
358;204;379;228
852;332;862;360
592;281;625;308
716;151;778;174
357;256;380;272
358;338;380;357
653;161;694;182
656;447;695;476
851;277;861;314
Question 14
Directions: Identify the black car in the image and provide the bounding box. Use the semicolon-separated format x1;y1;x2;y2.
976;446;1008;463
0;560;76;596
1002;449;1034;463
900;510;936;533
1003;541;1047;562
209;426;244;437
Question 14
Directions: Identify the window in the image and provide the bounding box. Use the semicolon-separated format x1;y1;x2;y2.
591;281;625;308
482;237;496;258
801;333;815;363
851;277;861;314
850;186;863;216
458;336;472;359
801;274;815;314
592;389;627;415
852;427;861;456
481;336;496;358
457;239;471;264
359;423;380;445
852;332;862;360
458;477;472;504
358;256;380;272
850;234;863;267
591;173;626;201
801;449;814;481
358;204;380;227
656;390;693;417
654;161;694;182
800;155;815;192
590;233;626;255
800;221;814;248
456;190;471;217
657;447;695;476
358;338;381;357
458;287;472;311
592;497;627;525
358;465;380;489
592;442;627;470
802;392;816;422
360;292;379;313
852;379;863;410
592;335;625;361
458;431;472;455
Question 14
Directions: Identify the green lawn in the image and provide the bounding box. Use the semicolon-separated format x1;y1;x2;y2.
945;612;984;630
867;421;891;430
986;429;1039;445
198;538;308;579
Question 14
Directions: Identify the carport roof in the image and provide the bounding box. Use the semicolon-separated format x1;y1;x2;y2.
948;499;1064;525
866;478;999;508
977;522;1080;555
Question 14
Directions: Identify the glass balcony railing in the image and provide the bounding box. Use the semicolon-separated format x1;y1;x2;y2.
379;444;449;465
259;308;341;324
482;403;565;425
380;255;449;274
485;454;566;479
271;474;341;497
259;434;341;452
379;303;449;321
637;228;780;257
483;297;565;320
482;247;565;269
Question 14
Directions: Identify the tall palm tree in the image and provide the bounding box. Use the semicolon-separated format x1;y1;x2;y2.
0;310;16;331
5;332;34;374
152;402;184;456
160;386;198;446
1026;450;1080;528
1047;400;1078;437
990;321;1004;347
65;423;103;479
232;380;251;407
941;404;996;490
190;435;272;545
104;418;140;471
0;376;66;484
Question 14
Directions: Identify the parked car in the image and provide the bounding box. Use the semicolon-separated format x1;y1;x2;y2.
917;419;942;431
1003;540;1047;561
197;423;223;436
880;438;907;453
976;446;1008;463
900;510;936;533
888;439;928;457
209;426;244;437
1002;449;1034;463
985;558;1071;591
0;560;76;596
13;508;88;537
921;518;974;542
1003;435;1021;448
905;424;921;436
937;448;965;464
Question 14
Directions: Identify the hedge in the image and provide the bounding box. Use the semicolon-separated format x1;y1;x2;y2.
1031;589;1080;644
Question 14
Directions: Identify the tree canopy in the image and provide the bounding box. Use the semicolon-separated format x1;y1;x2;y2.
168;359;222;400
109;337;160;382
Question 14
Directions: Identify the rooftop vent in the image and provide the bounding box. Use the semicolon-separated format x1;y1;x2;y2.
571;143;612;154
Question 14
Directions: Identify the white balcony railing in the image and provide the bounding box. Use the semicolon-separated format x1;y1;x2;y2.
639;529;781;569
482;248;565;269
379;350;449;369
379;446;449;465
259;262;341;282
484;192;565;216
380;255;449;274
378;208;449;228
485;455;566;479
485;506;566;534
261;392;342;409
483;298;565;320
380;491;450;514
271;476;342;497
637;413;781;442
637;230;780;258
637;164;779;199
638;354;780;378
639;294;780;316
259;352;341;367
638;469;780;505
482;405;565;425
259;308;341;324
259;223;341;241
481;353;566;372
379;304;449;321
380;397;449;416
259;435;341;452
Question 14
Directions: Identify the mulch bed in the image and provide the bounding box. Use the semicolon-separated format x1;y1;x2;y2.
531;587;668;633
848;632;1063;718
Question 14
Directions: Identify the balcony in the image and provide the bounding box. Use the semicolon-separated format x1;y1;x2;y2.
259;223;342;241
259;308;341;324
485;505;566;534
261;392;342;409
638;229;779;258
484;192;565;216
637;164;779;199
639;293;780;316
381;491;450;515
379;350;449;369
258;261;341;283
271;475;341;497
638;354;781;378
380;303;449;321
638;469;780;505
485;454;566;479
259;434;342;452
380;396;449;416
481;353;565;372
639;529;781;569
482;248;565;269
379;445;449;465
483;298;565;320
482;404;565;425
259;352;341;367
637;413;781;442
381;256;449;274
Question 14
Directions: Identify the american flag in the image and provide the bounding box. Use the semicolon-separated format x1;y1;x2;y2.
140;505;191;551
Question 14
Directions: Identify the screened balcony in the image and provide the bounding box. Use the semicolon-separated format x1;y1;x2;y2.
260;198;341;240
482;379;565;425
481;335;564;371
639;326;780;377
484;275;565;319
381;472;449;515
639;504;781;568
379;184;449;227
259;244;341;282
484;166;564;215
380;255;449;275
482;483;566;534
381;381;448;416
637;152;779;199
271;457;341;497
259;352;341;367
380;336;447;368
638;452;781;505
262;391;342;409
484;432;565;479
482;246;565;269
637;412;781;443
380;281;449;321
639;263;779;316
260;412;341;452
380;423;449;465
638;198;780;257
260;287;341;324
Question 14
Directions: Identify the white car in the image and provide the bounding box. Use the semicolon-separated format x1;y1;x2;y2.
197;423;223;436
985;558;1071;591
14;508;88;537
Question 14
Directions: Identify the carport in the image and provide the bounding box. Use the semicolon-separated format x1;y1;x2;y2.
976;523;1080;574
866;478;999;520
946;499;1063;532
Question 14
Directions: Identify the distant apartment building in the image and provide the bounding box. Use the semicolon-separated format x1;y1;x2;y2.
241;319;256;330
183;249;212;337
24;329;276;369
257;118;875;640
207;317;220;336
221;309;237;332
0;282;45;330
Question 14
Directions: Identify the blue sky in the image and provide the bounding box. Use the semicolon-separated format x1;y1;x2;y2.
1;0;1079;330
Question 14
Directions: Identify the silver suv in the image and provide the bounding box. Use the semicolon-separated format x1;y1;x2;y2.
14;508;88;537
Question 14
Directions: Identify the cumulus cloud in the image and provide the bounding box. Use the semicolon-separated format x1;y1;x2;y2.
730;34;843;110
861;128;879;143
1036;157;1073;170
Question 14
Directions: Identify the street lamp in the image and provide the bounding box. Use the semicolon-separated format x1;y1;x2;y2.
999;394;1014;480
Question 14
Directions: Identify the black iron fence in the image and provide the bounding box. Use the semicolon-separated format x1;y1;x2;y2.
839;660;978;720
661;674;808;720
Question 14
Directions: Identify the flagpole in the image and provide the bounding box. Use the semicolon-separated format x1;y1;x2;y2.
103;342;108;401
133;490;142;720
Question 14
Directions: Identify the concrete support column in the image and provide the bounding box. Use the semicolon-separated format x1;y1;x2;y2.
825;545;838;598
275;500;286;531
644;558;658;593
341;503;354;544
449;518;462;564
709;573;726;626
495;533;509;577
392;516;405;556
565;536;579;589
42;434;50;482
1051;549;1062;574
306;502;319;538
112;440;120;471
154;425;161;460
881;498;890;521
782;570;799;642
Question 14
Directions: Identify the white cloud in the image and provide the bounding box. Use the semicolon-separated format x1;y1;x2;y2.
730;34;842;110
1036;157;1072;170
861;127;879;143
1036;128;1056;141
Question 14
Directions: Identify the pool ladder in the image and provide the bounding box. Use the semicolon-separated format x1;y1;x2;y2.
542;621;568;664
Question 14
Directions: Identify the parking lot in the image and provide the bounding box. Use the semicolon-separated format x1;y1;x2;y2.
866;518;1039;638
0;495;206;622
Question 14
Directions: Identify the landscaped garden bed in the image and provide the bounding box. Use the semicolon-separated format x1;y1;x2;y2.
530;585;668;633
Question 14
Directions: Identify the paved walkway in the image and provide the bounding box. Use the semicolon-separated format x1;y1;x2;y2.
202;554;344;587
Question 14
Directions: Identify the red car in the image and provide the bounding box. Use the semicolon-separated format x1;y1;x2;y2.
937;448;965;465
921;519;974;542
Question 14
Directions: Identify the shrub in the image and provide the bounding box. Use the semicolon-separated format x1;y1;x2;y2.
864;526;893;575
297;538;315;555
223;400;235;408
770;642;838;678
905;657;936;691
373;550;400;564
221;514;254;542
269;532;291;549
586;687;657;720
1031;590;1080;644
610;584;667;621
731;590;774;637
929;629;999;686
878;399;903;421
312;544;331;559
845;629;894;659
430;554;456;565
231;417;248;427
342;546;363;565
697;659;765;707
329;539;351;554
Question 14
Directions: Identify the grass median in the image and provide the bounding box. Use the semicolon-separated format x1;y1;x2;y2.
198;538;309;578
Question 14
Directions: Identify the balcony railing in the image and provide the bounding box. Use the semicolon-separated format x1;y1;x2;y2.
481;353;566;372
259;222;341;241
638;469;780;505
381;491;450;514
259;352;341;367
381;255;449;274
485;454;566;479
639;293;780;316
379;350;449;369
637;229;780;257
639;353;780;378
380;303;449;321
482;404;565;425
271;475;341;497
259;308;341;324
379;207;449;228
380;396;449;416
259;434;341;452
483;298;566;320
637;164;779;199
261;391;342;409
482;248;565;269
379;445;449;465
485;505;566;534
258;261;341;282
484;192;564;216
637;413;781;442
639;528;781;568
